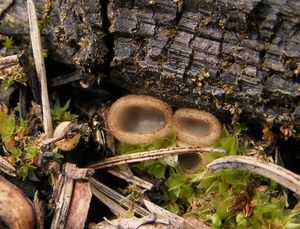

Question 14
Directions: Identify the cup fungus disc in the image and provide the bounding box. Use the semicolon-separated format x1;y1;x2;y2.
107;95;173;145
174;108;221;147
178;153;202;173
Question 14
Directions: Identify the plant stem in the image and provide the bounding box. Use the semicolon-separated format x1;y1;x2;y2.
27;0;53;138
88;147;226;169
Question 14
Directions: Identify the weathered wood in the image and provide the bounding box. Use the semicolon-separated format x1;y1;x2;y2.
0;0;299;132
108;0;300;132
0;0;108;70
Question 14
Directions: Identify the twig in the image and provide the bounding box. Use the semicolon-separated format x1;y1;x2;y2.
143;199;210;229
90;178;150;217
107;166;154;190
50;163;76;229
0;54;19;68
91;186;127;216
27;0;53;138
88;147;226;169
143;199;185;227
0;0;13;18
48;70;84;88
19;84;27;119
0;156;16;176
207;156;300;195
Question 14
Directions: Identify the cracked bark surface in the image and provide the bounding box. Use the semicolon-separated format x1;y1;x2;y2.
108;0;300;131
0;0;299;131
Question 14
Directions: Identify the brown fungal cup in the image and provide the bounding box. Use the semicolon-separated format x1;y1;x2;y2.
0;176;36;229
178;153;202;173
176;139;201;173
174;108;222;147
107;95;173;145
175;109;221;173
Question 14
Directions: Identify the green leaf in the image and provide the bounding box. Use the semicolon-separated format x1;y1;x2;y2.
0;77;14;90
17;164;29;180
210;213;222;228
25;145;38;162
27;165;39;182
165;172;195;204
146;160;167;179
117;131;177;155
51;99;77;122
0;112;15;140
17;164;39;181
2;36;14;49
236;213;248;229
15;119;28;138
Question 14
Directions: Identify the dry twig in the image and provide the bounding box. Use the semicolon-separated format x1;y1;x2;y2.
90;178;150;217
107;166;154;190
88;147;225;169
27;0;53;138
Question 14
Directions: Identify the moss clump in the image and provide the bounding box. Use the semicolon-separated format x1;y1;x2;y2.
117;131;177;179
117;130;177;155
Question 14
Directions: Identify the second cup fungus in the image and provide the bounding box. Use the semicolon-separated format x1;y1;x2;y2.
178;153;202;173
107;95;173;145
174;108;222;147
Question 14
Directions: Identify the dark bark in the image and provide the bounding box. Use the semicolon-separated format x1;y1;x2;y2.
0;0;299;132
108;0;300;131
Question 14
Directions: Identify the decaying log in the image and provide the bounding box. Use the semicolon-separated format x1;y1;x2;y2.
0;0;299;131
108;0;300;131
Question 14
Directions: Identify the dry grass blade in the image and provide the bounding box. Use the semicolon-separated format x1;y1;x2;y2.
89;147;225;169
107;166;154;190
27;0;53;138
50;163;76;229
90;178;150;217
144;200;210;229
143;199;185;227
0;54;20;68
91;185;127;216
207;156;300;195
0;156;16;176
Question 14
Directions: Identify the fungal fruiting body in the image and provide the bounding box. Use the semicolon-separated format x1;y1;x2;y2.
174;108;222;147
107;95;173;145
53;121;81;151
174;109;221;173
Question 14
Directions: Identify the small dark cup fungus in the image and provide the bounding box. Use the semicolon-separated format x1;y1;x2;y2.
176;139;202;173
174;108;222;147
175;109;221;173
178;153;202;173
0;176;36;229
107;95;173;144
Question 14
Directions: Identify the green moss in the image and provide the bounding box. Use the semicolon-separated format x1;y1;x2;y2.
117;131;177;179
117;130;177;154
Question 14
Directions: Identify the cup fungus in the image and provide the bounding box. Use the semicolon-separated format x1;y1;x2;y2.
175;140;201;173
107;95;173;145
178;153;202;173
174;109;221;173
174;108;221;147
0;176;36;229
